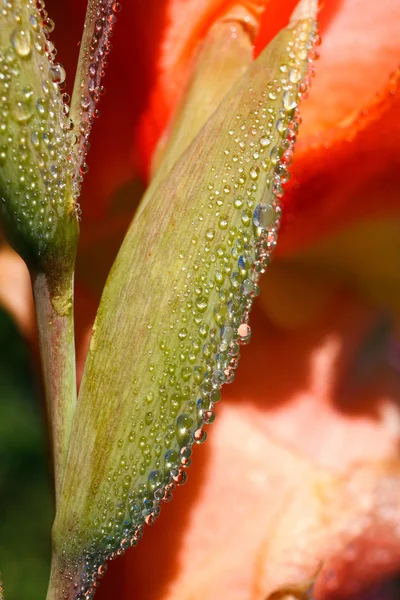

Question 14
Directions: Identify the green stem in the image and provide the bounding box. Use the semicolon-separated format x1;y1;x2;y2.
46;553;62;600
32;271;76;503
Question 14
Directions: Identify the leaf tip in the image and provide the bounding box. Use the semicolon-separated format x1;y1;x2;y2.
290;0;319;23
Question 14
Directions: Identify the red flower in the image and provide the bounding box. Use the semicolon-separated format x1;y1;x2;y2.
2;0;400;598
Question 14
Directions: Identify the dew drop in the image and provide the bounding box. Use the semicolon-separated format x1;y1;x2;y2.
234;195;244;209
241;279;254;295
49;63;66;85
238;323;252;344
11;28;31;57
249;165;260;180
221;326;234;341
260;135;271;147
289;68;301;84
178;328;187;340
270;146;281;166
80;96;91;111
12;95;34;123
253;203;276;229
282;90;298;113
241;209;252;227
195;296;208;313
218;215;228;230
165;449;179;469
175;414;193;447
194;428;207;444
202;410;216;425
180;366;192;382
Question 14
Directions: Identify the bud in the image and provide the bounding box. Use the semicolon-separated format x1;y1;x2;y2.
0;0;78;275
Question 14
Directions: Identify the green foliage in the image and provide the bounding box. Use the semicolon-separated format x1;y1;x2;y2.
0;310;53;600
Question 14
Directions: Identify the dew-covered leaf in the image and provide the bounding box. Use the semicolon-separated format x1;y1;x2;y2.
0;0;78;274
70;0;121;177
49;1;319;597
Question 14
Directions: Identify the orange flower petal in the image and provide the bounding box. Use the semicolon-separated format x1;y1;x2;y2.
299;0;400;136
0;246;34;338
278;68;400;257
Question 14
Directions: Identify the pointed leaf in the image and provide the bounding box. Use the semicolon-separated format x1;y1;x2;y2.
70;0;121;178
49;1;319;598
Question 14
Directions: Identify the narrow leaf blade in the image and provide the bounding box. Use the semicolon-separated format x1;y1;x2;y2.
70;0;121;180
49;2;319;597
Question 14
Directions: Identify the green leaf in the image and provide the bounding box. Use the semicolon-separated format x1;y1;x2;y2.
69;0;121;175
48;1;319;598
0;309;53;600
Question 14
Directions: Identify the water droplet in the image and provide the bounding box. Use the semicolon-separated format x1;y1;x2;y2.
176;414;193;447
147;470;163;491
234;195;244;209
165;449;179;469
195;296;208;313
276;119;286;134
11;28;31;57
80;96;91;111
194;428;207;444
178;328;187;340
218;215;228;230
238;323;252;344
212;369;226;385
241;279;254;295
202;410;216;425
0;146;7;166
270;146;281;166
282;90;298;113
249;165;260;180
180;366;192;382
12;95;34;123
289;68;301;84
241;209;252;227
253;203;276;229
260;135;271;147
221;326;234;341
42;17;55;34
49;63;66;84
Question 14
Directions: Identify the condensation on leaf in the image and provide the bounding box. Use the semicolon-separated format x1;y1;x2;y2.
70;0;121;180
0;0;79;270
49;3;320;599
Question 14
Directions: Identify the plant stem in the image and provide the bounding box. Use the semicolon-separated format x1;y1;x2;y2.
32;271;76;502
